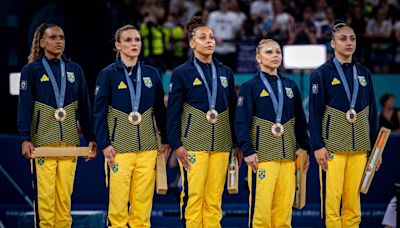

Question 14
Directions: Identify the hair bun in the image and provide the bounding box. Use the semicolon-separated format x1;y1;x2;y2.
186;16;206;40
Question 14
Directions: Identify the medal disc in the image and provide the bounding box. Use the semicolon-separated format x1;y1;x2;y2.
271;123;284;137
206;109;219;124
346;109;357;123
54;108;67;122
128;112;142;125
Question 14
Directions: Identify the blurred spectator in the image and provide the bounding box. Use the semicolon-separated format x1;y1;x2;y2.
140;0;169;72
230;0;247;27
289;6;317;44
236;18;259;73
348;3;367;36
207;0;242;70
179;0;203;25
348;2;367;62
262;0;295;45
379;93;400;133
392;14;400;70
315;7;335;54
366;8;392;73
330;0;351;20
312;0;327;22
164;13;187;69
250;0;273;23
382;197;397;228
373;0;398;22
108;0;141;31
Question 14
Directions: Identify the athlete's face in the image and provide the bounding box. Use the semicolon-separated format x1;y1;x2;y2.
331;27;356;58
256;41;282;72
189;26;216;57
116;29;142;59
40;26;65;58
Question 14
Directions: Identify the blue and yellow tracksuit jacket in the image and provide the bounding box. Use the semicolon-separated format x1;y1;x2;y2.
167;58;237;152
308;58;379;153
235;72;309;161
93;59;167;153
17;55;95;146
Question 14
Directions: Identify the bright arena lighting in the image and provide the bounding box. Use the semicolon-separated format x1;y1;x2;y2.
283;45;327;70
9;72;21;96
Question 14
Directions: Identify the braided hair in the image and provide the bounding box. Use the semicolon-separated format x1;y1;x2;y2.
27;23;59;63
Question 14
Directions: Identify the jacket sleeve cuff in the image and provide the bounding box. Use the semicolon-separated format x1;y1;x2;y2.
19;133;31;145
241;145;255;157
83;134;96;145
170;141;182;152
311;141;325;151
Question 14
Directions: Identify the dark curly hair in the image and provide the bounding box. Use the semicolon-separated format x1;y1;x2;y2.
185;16;207;41
380;93;395;107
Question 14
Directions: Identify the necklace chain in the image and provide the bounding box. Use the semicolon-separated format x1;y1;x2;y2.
128;65;134;76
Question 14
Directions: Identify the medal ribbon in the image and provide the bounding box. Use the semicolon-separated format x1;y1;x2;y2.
260;72;284;124
333;57;359;110
193;57;218;110
42;57;66;109
123;62;142;113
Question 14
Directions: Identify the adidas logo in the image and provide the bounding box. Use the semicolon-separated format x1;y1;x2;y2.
193;77;202;86
331;77;341;85
118;81;127;89
40;74;49;82
260;89;269;97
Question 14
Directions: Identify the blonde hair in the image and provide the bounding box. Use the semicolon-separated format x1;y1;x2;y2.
255;39;279;69
256;39;277;55
27;23;59;63
114;24;138;59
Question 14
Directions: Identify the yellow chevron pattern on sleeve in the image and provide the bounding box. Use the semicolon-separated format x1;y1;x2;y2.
331;77;341;85
118;81;127;89
260;89;269;97
193;78;202;86
40;74;49;82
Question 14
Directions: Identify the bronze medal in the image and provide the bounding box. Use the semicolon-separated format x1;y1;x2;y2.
271;123;284;137
206;109;218;124
346;109;357;123
54;108;66;122
128;111;142;125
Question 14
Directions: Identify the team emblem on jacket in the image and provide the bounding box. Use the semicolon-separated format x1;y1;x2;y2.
37;157;45;166
169;82;173;92
328;153;334;160
94;86;100;95
118;81;127;89
20;80;28;90
331;77;341;85
40;74;49;82
312;84;319;94
285;87;294;99
358;76;367;87
258;169;266;179
143;77;153;88
193;77;202;86
237;96;244;106
112;163;119;173
260;89;269;97
188;154;196;164
67;72;75;83
220;76;228;88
